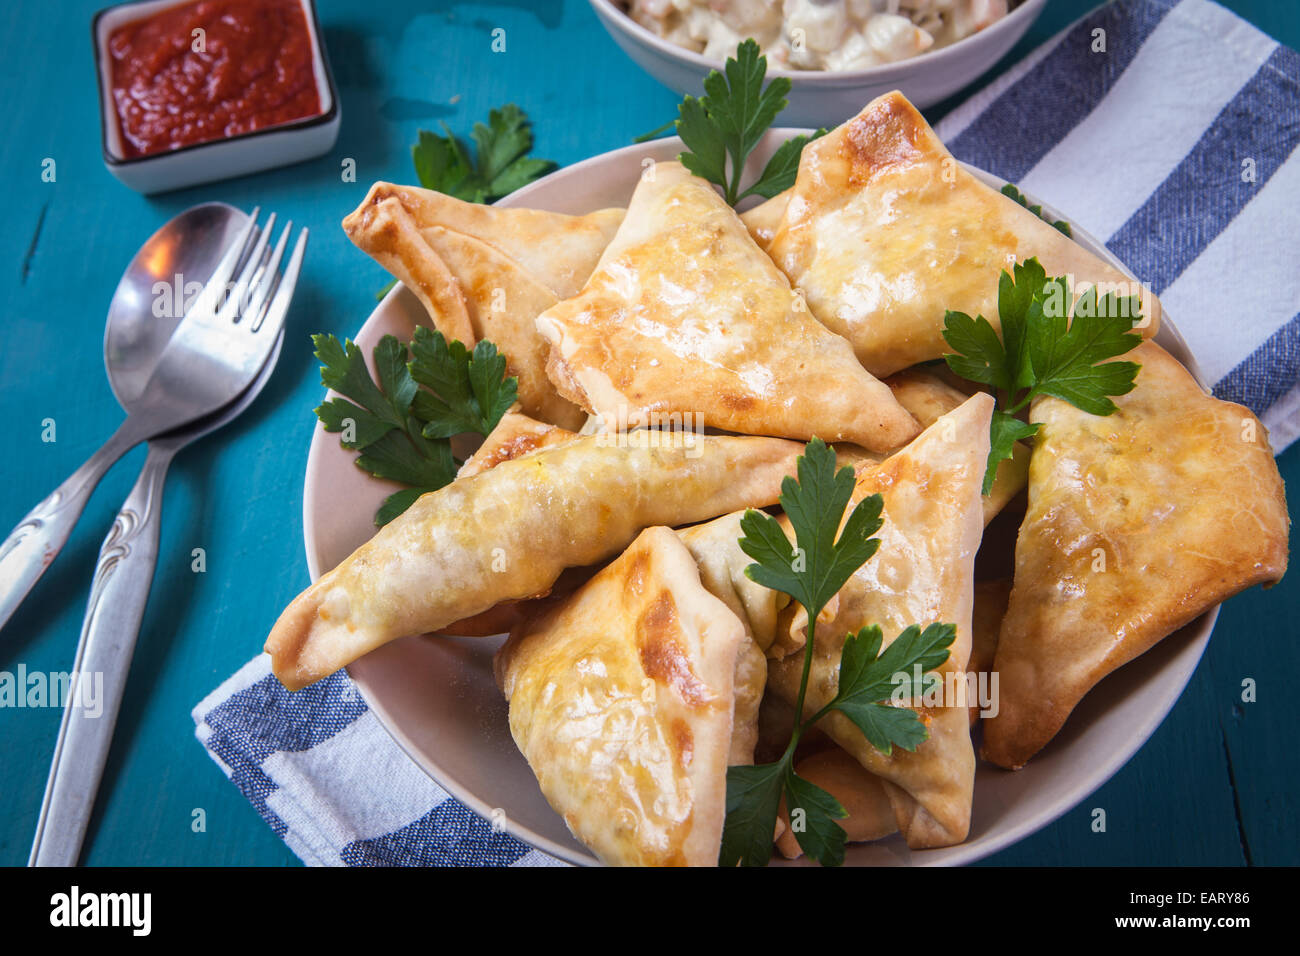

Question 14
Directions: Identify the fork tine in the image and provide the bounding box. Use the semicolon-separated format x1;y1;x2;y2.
219;212;276;324
186;206;260;321
242;220;292;329
251;227;307;334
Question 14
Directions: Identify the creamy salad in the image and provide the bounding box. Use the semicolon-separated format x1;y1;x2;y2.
623;0;1010;71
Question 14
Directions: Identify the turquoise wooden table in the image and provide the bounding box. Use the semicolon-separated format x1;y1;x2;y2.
1;0;1296;867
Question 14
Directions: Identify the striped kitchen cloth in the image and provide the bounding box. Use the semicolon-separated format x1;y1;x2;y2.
193;0;1300;867
936;0;1300;450
193;654;563;866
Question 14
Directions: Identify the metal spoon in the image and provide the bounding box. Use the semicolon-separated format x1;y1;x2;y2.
0;204;258;633
28;205;292;866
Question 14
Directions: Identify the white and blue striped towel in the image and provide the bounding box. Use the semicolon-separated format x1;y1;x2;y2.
937;0;1300;448
193;0;1300;866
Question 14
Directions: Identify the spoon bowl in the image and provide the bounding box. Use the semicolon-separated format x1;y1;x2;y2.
104;202;251;408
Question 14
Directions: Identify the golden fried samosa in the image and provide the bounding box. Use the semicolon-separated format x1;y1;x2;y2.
677;512;789;657
496;527;741;866
418;228;585;428
759;91;1161;377
535;161;919;452
982;342;1289;769
677;512;789;765
767;394;991;848
456;408;579;479
740;188;789;250
267;433;801;690
969;578;1010;726
342;182;622;427
423;412;585;636
885;369;1029;525
344;181;623;303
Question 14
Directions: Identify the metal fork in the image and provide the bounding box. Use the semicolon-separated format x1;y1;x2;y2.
26;218;306;867
0;210;304;635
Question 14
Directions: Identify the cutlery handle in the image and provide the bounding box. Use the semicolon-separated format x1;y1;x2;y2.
28;444;172;867
0;418;146;635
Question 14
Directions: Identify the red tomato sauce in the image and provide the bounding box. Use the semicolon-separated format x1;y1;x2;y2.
108;0;322;159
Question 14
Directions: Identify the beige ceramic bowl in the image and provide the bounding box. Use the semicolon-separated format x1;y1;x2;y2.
302;130;1215;866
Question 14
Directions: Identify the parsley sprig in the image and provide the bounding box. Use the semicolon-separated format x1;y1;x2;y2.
722;439;956;867
375;105;558;301
1001;183;1072;237
676;39;824;205
313;327;517;526
412;103;556;203
942;257;1144;493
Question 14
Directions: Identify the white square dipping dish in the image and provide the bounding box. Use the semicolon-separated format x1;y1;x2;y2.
92;0;341;194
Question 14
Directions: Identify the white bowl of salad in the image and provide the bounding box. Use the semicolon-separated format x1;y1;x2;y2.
591;0;1048;127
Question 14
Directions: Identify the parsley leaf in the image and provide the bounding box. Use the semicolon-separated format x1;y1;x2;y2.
1001;183;1072;237
632;119;676;143
986;412;1039;495
741;129;825;201
409;327;518;438
740;439;881;615
353;426;454;488
313;329;516;526
938;309;1013;392
314;335;404;429
375;335;418;412
1024;283;1143;415
720;763;786;868
942;257;1144;491
377;107;554;298
826;623;955;755
784;771;848;866
707;41;789;172
315;397;395;450
412;128;472;200
412;104;555;204
677;94;728;190
675;39;822;205
724;438;956;866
